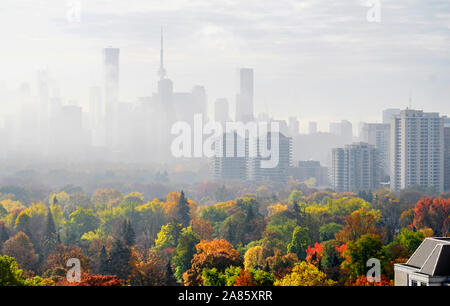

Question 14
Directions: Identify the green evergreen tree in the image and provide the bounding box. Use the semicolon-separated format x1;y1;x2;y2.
98;245;110;275
165;261;178;286
109;239;131;280
43;208;58;256
119;219;136;246
176;191;191;227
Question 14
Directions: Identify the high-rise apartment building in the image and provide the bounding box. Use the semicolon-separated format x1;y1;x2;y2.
361;123;391;178
236;68;254;122
332;142;380;192
390;109;444;193
444;127;450;192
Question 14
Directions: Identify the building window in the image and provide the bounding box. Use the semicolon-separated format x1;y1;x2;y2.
411;280;418;286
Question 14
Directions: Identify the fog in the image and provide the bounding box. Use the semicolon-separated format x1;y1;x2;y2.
0;0;449;178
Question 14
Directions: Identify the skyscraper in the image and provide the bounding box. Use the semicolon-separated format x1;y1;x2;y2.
390;109;444;193
215;98;229;124
332;142;380;192
236;68;254;122
103;47;120;149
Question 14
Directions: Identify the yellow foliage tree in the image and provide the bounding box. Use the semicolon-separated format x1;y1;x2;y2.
274;261;336;286
244;246;264;270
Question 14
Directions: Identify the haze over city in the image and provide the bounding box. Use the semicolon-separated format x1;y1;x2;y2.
1;0;449;130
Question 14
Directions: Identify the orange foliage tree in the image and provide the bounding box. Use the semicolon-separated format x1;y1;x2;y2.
346;274;393;286
183;239;242;286
58;273;124;286
234;269;257;286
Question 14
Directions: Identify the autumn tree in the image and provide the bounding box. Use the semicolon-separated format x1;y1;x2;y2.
413;197;449;236
98;245;110;275
274;261;336;286
43;244;91;283
234;269;257;286
176;191;191;227
130;250;167;286
335;207;380;243
154;222;182;250
183;239;242;286
190;218;214;240
346;274;393;286
2;232;39;272
244;246;264;270
58;274;124;286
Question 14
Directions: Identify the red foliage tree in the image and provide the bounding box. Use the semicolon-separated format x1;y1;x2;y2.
57;273;125;286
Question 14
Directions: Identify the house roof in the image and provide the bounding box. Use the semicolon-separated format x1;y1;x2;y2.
407;238;450;276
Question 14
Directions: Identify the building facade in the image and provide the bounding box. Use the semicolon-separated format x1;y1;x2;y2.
332;142;380;192
390;109;444;193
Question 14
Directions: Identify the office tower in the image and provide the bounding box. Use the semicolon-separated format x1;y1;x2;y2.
247;132;292;182
290;160;329;187
215;98;229;124
236;68;254;122
383;108;401;124
444;127;450;192
192;85;207;120
103;47;120;149
288;117;300;136
340;120;353;143
37;69;50;152
361;123;391;178
332;142;380;192
390;109;444;193
309;122;318;134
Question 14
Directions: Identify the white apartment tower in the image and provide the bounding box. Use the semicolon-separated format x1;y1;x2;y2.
390;109;444;193
332;142;380;192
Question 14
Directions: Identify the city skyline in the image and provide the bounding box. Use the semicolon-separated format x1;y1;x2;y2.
0;0;449;130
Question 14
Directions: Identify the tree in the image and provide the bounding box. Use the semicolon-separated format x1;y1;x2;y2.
166;261;178;286
172;227;200;281
183;239;242;286
154;222;182;250
319;223;343;242
413;197;449;236
244;246;264;270
58;274;124;286
335;207;380;243
0;223;9;249
2;232;39;272
287;226;310;260
0;255;53;286
342;234;386;280
274;261;336;286
346;274;393;286
119;219;136;246
109;239;132;281
176;191;191;227
234;269;257;286
66;207;100;243
98;245;110;275
190;218;214;240
0;255;26;286
43;207;58;257
43;244;90;283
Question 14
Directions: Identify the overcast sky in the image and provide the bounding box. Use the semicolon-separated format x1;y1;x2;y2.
0;0;449;132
